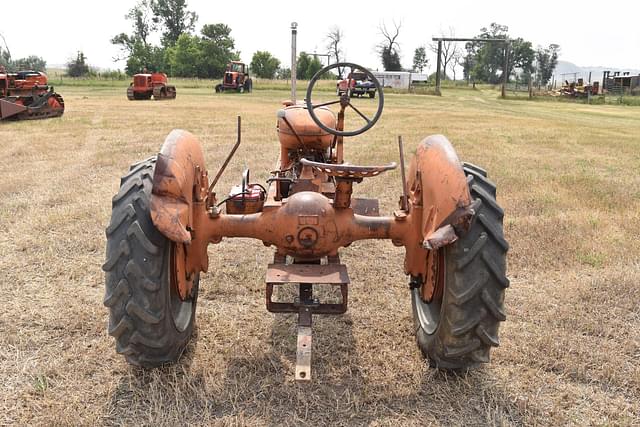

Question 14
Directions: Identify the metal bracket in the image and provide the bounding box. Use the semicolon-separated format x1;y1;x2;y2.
265;261;349;381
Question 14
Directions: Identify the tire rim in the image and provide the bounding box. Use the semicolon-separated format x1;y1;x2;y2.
169;243;195;332
413;248;445;335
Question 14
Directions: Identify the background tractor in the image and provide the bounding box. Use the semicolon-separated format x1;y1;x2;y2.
127;72;176;100
104;27;508;381
0;70;65;120
215;61;252;93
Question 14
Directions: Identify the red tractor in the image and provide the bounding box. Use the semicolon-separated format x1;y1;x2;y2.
127;72;176;100
215;61;252;93
0;70;65;120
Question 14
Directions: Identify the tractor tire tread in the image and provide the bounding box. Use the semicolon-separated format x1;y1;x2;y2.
414;164;508;370
103;158;196;368
462;161;487;177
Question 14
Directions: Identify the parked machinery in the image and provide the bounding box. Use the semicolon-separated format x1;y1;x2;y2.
104;27;508;382
215;61;252;93
127;72;176;100
0;70;64;121
560;78;599;98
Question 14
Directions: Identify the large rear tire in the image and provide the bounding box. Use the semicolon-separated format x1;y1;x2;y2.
411;163;509;369
103;157;199;368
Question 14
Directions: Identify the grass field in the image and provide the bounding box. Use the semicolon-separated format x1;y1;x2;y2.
1;84;639;426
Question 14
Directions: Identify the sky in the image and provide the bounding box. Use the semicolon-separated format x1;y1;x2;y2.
1;0;638;73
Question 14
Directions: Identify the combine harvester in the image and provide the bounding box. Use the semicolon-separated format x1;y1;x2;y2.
0;70;65;121
104;24;508;381
127;72;176;100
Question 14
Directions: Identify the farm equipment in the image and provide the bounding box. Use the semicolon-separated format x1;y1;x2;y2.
0;70;65;121
215;61;252;93
104;27;508;381
337;69;377;98
127;72;176;100
560;78;599;98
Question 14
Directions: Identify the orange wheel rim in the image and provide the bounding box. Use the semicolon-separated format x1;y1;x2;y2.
171;243;194;301
421;247;445;303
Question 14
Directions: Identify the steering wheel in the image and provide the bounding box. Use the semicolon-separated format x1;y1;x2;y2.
305;62;384;137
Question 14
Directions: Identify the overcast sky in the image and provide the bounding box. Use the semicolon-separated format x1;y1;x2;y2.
1;0;638;72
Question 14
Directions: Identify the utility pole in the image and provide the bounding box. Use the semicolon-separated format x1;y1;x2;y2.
290;22;298;103
501;40;509;99
435;40;442;96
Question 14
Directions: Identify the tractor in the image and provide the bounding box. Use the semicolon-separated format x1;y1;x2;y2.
0;70;65;121
127;72;176;100
103;27;508;381
215;61;252;93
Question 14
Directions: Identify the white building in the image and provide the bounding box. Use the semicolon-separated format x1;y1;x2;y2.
372;71;429;89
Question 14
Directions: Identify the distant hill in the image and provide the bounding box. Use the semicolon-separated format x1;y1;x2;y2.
554;60;640;82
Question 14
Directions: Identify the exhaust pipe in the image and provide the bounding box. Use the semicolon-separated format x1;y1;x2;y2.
290;22;298;104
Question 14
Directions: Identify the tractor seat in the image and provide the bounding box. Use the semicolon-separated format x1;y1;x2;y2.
300;158;397;180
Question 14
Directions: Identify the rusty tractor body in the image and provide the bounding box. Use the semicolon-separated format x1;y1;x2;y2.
127;72;176;100
104;29;508;381
0;70;65;121
560;78;599;98
215;61;252;93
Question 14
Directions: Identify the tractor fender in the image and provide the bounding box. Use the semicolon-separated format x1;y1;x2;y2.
150;129;208;244
407;134;474;241
403;135;475;278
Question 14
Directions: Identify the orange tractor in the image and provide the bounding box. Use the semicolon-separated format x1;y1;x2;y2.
214;61;252;93
104;28;508;381
127;72;176;100
0;70;65;120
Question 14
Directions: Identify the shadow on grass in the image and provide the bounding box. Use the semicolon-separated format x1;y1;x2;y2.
103;315;527;425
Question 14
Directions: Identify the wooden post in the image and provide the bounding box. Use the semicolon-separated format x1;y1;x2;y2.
435;40;442;96
501;41;509;98
528;75;533;99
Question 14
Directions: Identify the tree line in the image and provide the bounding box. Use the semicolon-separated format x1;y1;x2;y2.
405;23;558;86
0;32;47;72
3;4;559;86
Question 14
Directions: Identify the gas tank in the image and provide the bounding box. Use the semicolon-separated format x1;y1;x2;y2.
277;104;335;151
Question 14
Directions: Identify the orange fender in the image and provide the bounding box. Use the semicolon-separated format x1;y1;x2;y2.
403;135;474;279
150;130;208;244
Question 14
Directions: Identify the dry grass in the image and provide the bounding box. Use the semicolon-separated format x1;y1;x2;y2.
1;85;639;426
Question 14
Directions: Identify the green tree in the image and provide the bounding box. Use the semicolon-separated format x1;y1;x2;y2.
412;46;428;73
66;51;91;77
251;51;280;79
198;23;237;78
112;0;164;75
276;67;291;79
11;56;47;71
151;0;198;46
465;23;535;84
164;24;237;78
377;21;402;71
536;44;560;86
297;52;323;79
166;33;200;76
